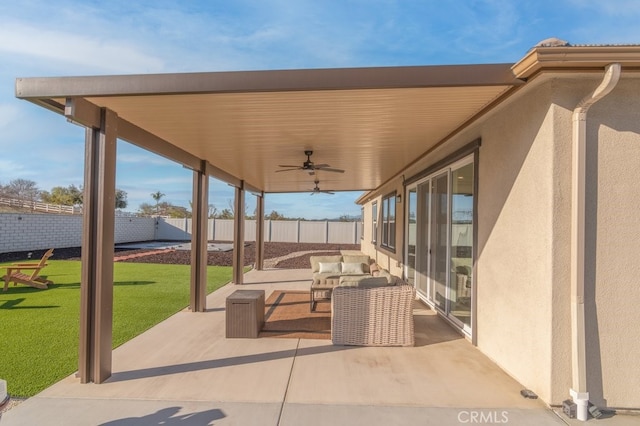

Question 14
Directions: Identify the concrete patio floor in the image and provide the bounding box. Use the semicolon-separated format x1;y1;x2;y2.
1;268;633;425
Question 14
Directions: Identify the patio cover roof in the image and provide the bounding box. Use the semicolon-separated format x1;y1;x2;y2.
15;44;640;195
15;64;523;194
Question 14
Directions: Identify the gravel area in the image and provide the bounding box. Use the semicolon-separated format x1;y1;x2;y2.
0;242;361;269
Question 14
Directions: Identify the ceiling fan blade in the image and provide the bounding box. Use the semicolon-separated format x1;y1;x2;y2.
278;165;301;168
316;166;345;173
313;163;330;168
275;168;300;173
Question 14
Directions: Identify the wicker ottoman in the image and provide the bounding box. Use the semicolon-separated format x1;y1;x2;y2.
226;290;265;338
331;282;415;346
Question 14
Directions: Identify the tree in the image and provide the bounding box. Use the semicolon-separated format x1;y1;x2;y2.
208;204;217;218
40;185;83;206
115;189;128;209
151;191;165;215
138;202;155;216
266;210;286;220
164;203;190;218
187;201;218;219
40;184;126;209
226;198;249;218
138;200;190;218
2;179;40;202
217;208;234;219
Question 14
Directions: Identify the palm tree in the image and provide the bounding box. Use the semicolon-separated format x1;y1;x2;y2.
151;191;165;215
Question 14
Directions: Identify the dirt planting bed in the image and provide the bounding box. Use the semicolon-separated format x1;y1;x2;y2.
0;242;361;270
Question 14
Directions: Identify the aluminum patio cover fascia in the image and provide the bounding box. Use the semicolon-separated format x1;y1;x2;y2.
15;63;522;194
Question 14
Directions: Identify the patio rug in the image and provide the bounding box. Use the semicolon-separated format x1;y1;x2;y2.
260;290;331;340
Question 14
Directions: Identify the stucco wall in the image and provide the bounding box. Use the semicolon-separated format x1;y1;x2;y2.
476;75;640;408
474;79;564;405
359;78;565;403
359;73;640;409
359;182;404;276
0;213;155;253
581;77;640;409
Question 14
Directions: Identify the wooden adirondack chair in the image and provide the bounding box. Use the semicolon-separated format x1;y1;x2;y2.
2;248;54;291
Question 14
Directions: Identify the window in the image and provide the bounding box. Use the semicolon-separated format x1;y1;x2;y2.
381;193;396;250
372;202;378;244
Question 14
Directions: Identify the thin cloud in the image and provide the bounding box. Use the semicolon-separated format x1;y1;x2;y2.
0;159;31;181
117;152;179;167
567;0;640;17
0;22;165;74
0;103;21;129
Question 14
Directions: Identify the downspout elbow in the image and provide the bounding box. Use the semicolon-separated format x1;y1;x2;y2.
570;63;620;421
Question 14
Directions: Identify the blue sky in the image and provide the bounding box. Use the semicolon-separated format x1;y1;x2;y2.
1;1;639;219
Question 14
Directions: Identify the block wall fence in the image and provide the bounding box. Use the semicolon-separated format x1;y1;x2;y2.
0;213;362;253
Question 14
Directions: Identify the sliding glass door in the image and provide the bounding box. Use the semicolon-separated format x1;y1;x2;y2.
405;156;474;335
429;172;449;311
449;162;473;329
406;188;417;286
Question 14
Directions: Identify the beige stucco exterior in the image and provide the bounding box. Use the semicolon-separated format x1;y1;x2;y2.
359;73;640;409
582;77;640;409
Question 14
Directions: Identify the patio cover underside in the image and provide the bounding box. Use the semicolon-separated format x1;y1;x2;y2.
16;64;521;194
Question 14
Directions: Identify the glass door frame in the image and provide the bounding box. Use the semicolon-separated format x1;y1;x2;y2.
404;153;476;337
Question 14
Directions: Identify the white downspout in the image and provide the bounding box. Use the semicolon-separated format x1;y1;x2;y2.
570;63;621;421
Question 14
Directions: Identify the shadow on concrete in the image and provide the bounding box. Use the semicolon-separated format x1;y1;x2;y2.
106;344;353;383
99;406;225;425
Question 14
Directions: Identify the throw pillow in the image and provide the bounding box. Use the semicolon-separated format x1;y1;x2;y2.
341;262;364;275
319;262;341;274
342;255;371;273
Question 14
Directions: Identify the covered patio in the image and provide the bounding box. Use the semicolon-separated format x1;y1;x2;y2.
10;43;640;423
1;268;564;425
15;63;523;384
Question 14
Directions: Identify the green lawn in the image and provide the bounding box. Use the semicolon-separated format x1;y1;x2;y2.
0;260;233;397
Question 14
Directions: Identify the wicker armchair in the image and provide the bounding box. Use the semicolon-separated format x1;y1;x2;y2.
331;280;415;346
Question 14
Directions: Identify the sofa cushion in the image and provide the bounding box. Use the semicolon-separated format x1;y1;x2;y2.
377;269;396;285
319;262;341;274
340;262;365;275
342;255;371;273
310;255;343;273
312;273;341;287
338;275;389;288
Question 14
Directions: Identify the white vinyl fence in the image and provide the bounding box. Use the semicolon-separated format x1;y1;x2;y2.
0;213;361;253
157;218;362;244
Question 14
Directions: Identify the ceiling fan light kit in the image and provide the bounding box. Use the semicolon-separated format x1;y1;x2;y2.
310;179;334;195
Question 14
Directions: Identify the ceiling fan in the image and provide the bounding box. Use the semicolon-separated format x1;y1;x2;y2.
310;179;334;195
276;150;345;175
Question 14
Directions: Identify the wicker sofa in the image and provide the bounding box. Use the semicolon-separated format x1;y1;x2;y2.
309;254;416;346
309;254;391;311
331;279;415;346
